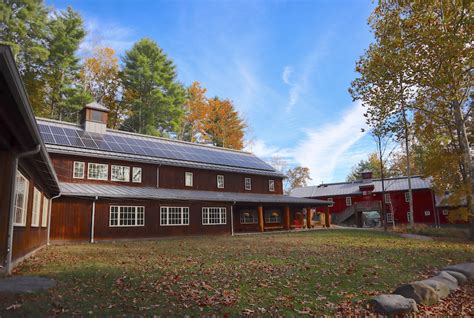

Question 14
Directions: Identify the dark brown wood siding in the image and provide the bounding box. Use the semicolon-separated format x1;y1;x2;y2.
50;153;284;194
50;197;92;241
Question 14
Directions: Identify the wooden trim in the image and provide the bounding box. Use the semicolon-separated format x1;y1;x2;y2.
258;205;264;232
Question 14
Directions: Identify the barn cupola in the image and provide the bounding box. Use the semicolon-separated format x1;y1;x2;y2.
81;102;109;134
361;170;373;183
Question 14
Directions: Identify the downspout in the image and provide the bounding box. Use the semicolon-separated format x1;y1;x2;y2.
90;196;98;243
47;193;61;245
430;190;439;228
6;145;41;275
230;201;236;236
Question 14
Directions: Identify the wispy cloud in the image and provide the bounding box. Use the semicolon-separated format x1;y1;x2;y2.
282;66;294;85
290;101;369;183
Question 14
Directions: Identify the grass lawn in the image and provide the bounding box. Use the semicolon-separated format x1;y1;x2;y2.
1;229;473;316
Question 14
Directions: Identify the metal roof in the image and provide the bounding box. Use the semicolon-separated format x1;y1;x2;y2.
37;118;284;178
85;102;109;112
291;176;431;198
60;182;330;205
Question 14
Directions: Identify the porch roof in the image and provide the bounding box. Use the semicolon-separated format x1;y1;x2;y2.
59;182;330;206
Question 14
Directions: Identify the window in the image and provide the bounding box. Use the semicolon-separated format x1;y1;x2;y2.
14;172;29;226
407;211;413;222
217;175;224;189
265;210;281;223
41;198;49;227
132;167;142;183
91;110;103;122
442;210;449;216
160;206;189;225
384;193;391;203
386;212;394;223
327;198;334;207
88;163;108;180
185;172;193;187
244;178;251;190
240;210;257;224
346;197;352;206
73;161;85;179
202;207;226;225
269;180;275;192
111;165;130;182
31;187;41;227
109;206;145;227
424;210;431;216
405;192;411;202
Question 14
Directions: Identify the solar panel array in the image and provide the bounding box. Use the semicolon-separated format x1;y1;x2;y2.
38;121;276;172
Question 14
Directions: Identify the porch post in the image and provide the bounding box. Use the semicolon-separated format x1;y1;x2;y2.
306;207;312;229
258;205;264;232
325;206;330;228
284;206;290;230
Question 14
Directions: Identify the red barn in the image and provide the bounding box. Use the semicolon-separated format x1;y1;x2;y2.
291;171;464;227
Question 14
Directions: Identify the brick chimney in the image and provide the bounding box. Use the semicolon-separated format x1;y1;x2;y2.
361;170;373;183
81;102;109;134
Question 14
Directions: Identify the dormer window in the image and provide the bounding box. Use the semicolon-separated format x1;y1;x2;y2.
217;175;224;189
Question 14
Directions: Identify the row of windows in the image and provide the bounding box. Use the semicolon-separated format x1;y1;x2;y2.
184;171;275;192
109;206;228;227
327;192;412;207
73;162;142;183
386;211;432;223
14;171;50;228
239;210;281;224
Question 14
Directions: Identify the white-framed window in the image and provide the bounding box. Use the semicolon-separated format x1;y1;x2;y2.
442;209;449;216
240;210;257;224
346;197;352;206
327;198;334;207
407;211;413;222
405;192;411;202
384;193;391;203
185;172;193;187
41;197;50;227
269;180;275;192
73;161;85;179
386;212;394;223
160;206;189;226
88;163;108;180
244;177;251;190
111;165;130;182
424;210;431;216
109;206;145;227
14;171;29;226
217;175;224;189
264;210;281;223
202;207;226;225
132;167;142;183
31;187;41;227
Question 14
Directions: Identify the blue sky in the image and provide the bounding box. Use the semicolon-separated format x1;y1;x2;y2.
47;0;377;184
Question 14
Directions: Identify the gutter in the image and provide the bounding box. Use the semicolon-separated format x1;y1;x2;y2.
6;145;41;275
90;196;98;243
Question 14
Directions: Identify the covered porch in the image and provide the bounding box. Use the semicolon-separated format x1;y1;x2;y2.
233;203;331;233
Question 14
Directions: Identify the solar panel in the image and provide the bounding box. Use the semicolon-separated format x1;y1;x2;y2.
37;121;277;172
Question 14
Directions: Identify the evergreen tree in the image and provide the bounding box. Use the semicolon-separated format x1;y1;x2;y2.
44;7;90;122
0;0;50;113
121;38;186;136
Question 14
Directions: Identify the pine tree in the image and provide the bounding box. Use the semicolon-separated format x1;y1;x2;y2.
121;38;186;136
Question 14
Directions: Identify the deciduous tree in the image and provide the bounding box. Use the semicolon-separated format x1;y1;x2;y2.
285;166;312;194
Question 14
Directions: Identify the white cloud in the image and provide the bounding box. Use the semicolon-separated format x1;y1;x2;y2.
244;139;291;160
290;101;369;183
282;66;294;85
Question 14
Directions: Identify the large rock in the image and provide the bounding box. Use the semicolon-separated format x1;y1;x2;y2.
417;279;450;298
393;282;439;305
370;294;418;315
443;263;474;280
431;271;458;291
444;270;468;285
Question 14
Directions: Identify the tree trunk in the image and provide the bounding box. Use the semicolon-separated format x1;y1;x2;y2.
453;101;474;240
377;134;387;231
402;107;415;228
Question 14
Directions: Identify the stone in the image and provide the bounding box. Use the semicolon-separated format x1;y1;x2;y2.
443;263;474;280
393;282;439;305
417;279;450;298
431;271;458;291
444;270;468;285
0;276;55;293
370;294;418;315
